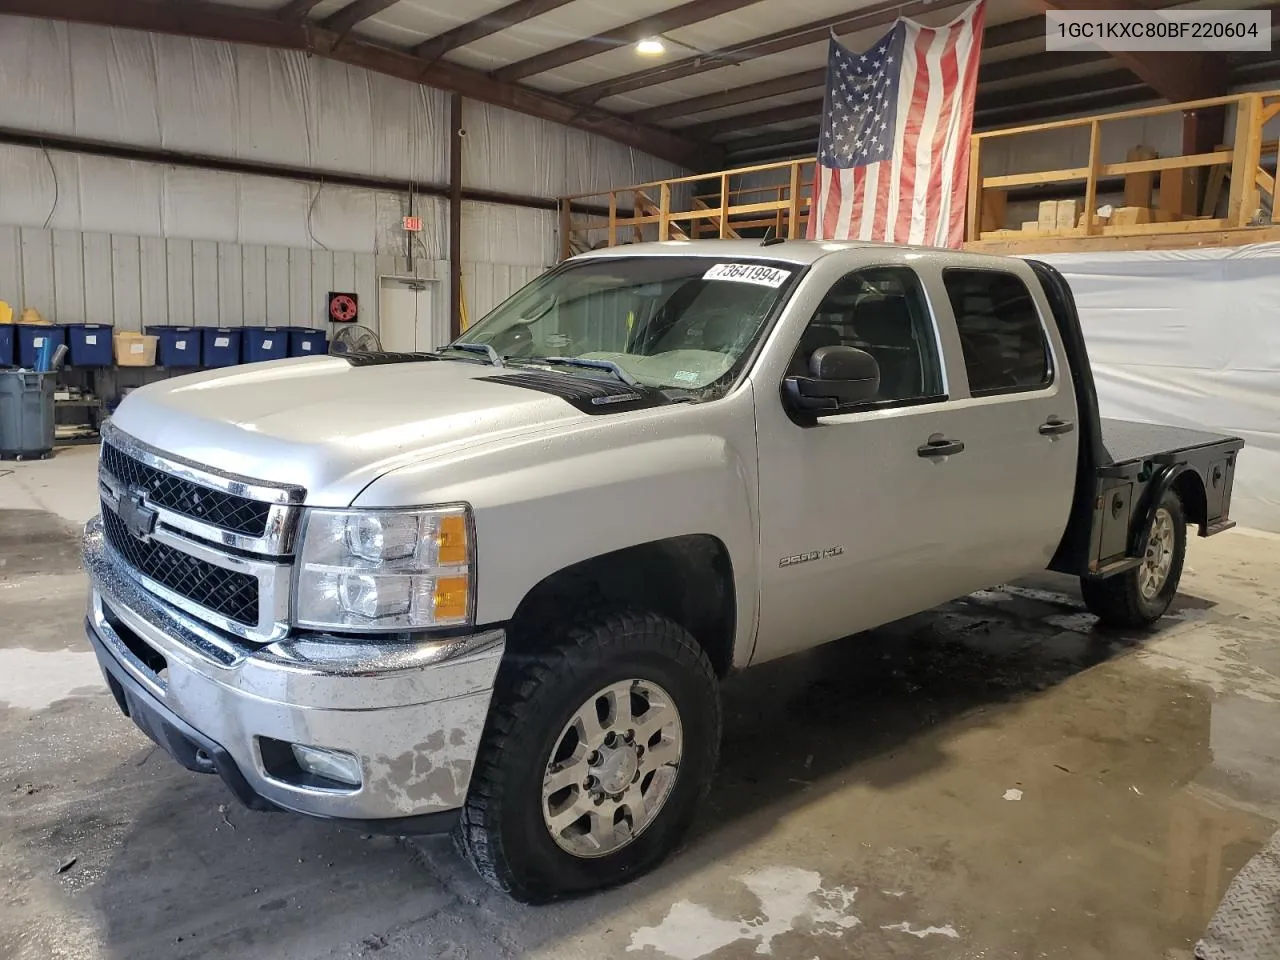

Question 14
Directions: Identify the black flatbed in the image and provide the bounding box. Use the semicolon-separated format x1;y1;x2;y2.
1100;419;1241;468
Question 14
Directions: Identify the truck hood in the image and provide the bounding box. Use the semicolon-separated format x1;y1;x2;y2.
109;356;586;506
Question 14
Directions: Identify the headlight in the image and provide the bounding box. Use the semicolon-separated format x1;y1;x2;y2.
293;506;473;632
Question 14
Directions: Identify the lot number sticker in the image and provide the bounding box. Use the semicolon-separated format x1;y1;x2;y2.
703;263;791;287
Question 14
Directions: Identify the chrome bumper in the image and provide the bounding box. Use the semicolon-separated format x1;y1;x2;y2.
82;515;505;824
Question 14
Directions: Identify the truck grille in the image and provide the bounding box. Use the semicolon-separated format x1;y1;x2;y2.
102;504;261;626
101;441;271;537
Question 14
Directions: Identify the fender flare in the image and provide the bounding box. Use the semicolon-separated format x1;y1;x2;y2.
1130;462;1202;556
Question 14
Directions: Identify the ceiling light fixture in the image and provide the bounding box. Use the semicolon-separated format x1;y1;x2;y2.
635;37;666;56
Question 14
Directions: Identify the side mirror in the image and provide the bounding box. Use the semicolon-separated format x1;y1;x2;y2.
783;345;880;414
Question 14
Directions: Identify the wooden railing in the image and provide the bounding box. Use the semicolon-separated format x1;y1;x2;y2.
558;89;1280;259
558;159;815;259
967;90;1280;246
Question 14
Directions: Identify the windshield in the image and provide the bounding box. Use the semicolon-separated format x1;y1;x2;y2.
450;256;800;396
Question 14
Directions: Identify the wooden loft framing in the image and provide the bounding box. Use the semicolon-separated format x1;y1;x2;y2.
557;89;1280;258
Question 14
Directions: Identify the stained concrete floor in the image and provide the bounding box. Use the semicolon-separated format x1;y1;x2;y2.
2;446;1280;960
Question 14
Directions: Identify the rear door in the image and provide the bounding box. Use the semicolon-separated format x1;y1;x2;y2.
926;263;1079;582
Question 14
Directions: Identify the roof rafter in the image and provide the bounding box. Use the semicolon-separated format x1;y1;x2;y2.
276;0;325;20
492;0;769;83
0;0;719;170
568;0;970;105
321;0;400;37
412;0;576;62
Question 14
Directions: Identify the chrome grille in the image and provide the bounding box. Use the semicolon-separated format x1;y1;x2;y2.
101;441;271;537
96;423;303;642
102;504;260;625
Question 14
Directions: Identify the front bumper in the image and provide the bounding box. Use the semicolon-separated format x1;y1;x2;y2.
82;515;505;830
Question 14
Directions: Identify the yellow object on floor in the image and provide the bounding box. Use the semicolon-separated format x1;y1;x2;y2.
0;301;12;325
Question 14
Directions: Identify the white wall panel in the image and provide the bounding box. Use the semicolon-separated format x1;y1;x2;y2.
241;245;268;325
0;227;21;310
192;240;220;326
310;250;335;332
354;254;377;333
332;252;356;297
140;236;168;327
20;229;55;319
166;238;195;326
52;230;86;325
266;246;291;323
218;242;244;327
111;235;142;332
82;233;115;324
165;168;239;242
289;247;312;326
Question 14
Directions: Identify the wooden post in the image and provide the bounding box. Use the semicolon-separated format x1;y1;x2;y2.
1228;94;1262;227
787;161;802;238
1083;119;1101;236
558;198;571;261
719;173;729;239
448;92;463;338
659;182;671;241
965;137;981;241
608;192;617;247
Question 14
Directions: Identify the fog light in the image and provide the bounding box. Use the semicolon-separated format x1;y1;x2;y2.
291;744;363;787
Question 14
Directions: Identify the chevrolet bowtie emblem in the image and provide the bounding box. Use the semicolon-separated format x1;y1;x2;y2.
119;490;158;542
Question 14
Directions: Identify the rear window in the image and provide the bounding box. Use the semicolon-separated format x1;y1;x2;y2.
942;269;1052;396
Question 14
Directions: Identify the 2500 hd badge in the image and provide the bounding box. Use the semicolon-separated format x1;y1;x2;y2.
779;546;846;568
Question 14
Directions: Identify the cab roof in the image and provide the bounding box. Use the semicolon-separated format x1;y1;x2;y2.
569;239;1015;267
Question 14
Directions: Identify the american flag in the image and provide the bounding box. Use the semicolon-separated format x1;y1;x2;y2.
806;0;985;247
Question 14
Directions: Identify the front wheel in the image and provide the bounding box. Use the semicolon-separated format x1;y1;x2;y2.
1081;489;1187;628
455;610;721;903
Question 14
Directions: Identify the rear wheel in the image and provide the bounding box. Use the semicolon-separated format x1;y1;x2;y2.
1081;489;1187;628
455;609;721;903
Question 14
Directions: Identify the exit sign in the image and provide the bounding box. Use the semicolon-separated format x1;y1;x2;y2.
402;216;423;232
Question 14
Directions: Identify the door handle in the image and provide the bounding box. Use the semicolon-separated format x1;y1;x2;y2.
917;435;965;458
1038;416;1075;436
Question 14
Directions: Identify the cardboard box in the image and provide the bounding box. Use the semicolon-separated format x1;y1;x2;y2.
1021;220;1041;233
1056;199;1083;229
113;331;158;367
1159;168;1200;219
1077;212;1111;229
980;189;1008;232
1110;206;1152;227
1037;200;1058;230
1124;146;1158;207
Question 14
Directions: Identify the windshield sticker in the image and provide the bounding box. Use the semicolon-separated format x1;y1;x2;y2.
703;263;791;287
672;370;700;383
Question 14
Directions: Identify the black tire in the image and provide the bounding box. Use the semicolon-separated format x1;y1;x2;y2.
1081;489;1187;628
455;609;721;903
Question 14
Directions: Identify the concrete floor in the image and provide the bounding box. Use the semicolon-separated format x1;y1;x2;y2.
3;446;1280;960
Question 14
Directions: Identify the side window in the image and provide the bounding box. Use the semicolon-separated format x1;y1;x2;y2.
788;266;944;404
942;269;1052;396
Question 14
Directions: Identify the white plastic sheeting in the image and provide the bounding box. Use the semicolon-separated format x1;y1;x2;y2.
461;201;556;323
0;16;449;184
1040;245;1280;534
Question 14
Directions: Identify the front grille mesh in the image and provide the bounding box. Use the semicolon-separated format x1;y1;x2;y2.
102;504;260;626
101;442;271;537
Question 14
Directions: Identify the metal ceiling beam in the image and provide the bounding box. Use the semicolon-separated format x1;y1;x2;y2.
976;69;1150;116
0;0;719;170
276;0;325;20
723;125;819;156
568;0;988;106
492;0;769;82
979;50;1108;85
628;67;827;124
321;0;400;37
688;98;823;140
1034;0;1228;102
974;88;1158;129
413;0;576;62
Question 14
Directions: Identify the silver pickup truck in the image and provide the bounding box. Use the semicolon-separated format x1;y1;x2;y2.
83;239;1243;902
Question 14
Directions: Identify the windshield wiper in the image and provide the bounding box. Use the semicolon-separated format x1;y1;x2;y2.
443;343;505;367
528;356;640;388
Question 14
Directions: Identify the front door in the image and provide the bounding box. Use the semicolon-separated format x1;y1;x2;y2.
754;264;985;662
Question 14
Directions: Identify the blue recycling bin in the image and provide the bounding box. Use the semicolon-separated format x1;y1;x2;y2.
242;326;289;364
0;326;13;367
202;328;241;368
66;324;113;367
288;327;328;358
147;326;202;367
17;325;64;370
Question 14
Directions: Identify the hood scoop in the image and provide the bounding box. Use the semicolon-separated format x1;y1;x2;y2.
340;351;444;367
477;371;671;416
